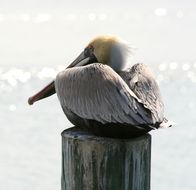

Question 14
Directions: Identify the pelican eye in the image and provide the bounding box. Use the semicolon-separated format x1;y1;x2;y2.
83;46;97;64
84;46;94;57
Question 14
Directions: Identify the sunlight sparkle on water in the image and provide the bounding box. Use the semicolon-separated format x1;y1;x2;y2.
98;13;107;21
154;8;168;17
182;63;190;71
158;63;167;71
37;67;57;79
88;13;96;21
9;104;16;112
33;14;52;23
169;62;178;70
1;68;31;84
18;72;31;83
186;71;196;83
0;83;12;92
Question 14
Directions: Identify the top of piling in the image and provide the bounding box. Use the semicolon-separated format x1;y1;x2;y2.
61;126;151;144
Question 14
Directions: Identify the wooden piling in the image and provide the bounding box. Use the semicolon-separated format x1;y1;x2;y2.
61;126;151;190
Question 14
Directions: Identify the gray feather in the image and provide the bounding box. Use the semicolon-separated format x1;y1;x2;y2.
119;63;164;123
55;63;155;126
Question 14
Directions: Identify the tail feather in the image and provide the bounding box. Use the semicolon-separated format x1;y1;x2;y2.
158;117;175;129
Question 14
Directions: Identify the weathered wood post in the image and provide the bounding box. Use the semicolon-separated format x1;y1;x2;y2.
61;126;151;190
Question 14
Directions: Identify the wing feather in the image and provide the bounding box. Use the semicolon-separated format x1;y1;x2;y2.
55;63;154;125
119;63;164;122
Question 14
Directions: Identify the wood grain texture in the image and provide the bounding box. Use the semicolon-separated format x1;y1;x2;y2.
61;126;151;190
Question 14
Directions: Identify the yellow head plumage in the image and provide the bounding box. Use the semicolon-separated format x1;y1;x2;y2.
87;35;129;71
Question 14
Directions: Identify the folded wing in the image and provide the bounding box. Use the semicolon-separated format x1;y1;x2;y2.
55;63;156;126
119;63;164;123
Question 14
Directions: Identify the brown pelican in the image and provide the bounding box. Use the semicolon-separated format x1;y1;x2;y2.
28;35;171;138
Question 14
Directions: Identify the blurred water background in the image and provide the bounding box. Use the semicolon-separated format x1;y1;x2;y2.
0;0;196;189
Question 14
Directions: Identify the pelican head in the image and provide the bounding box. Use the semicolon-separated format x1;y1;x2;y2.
88;35;129;70
68;35;129;71
28;35;129;105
